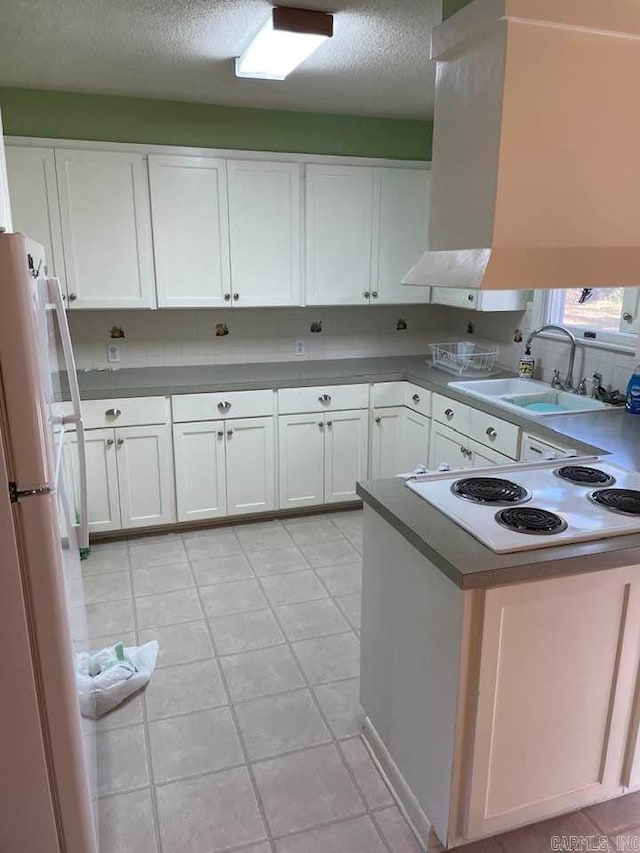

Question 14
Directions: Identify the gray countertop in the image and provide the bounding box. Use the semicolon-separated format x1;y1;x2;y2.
74;355;640;588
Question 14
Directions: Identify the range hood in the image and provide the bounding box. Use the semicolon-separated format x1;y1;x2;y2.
404;0;640;291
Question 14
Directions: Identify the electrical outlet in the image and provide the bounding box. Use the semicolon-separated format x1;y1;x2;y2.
107;344;121;364
295;339;306;356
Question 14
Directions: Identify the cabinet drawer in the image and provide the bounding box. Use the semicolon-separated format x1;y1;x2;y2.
172;390;274;422
82;397;169;429
432;394;470;434
278;384;369;414
469;410;520;460
372;382;406;408
404;383;431;417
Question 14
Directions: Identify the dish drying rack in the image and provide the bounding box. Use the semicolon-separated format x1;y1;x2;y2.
430;342;499;376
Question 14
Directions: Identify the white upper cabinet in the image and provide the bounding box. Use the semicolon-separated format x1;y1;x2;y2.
149;155;231;308
5;146;66;292
305;164;374;306
227;160;302;307
430;288;527;312
56;149;155;309
373;168;431;305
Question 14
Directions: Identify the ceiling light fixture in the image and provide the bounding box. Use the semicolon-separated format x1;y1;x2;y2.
235;6;334;81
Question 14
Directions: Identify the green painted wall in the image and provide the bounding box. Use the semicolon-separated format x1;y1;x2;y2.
0;87;432;161
443;0;473;19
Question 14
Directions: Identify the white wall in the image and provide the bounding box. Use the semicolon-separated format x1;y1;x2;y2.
68;305;445;370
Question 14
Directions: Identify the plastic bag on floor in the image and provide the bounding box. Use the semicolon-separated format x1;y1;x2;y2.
76;641;159;719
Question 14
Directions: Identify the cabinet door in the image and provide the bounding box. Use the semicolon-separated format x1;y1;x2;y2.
173;421;227;522
430;288;526;312
400;409;431;472
70;429;121;533
373;168;431;305
428;422;470;471
466;570;640;839
56;149;155;309
227;160;301;307
5;146;66;292
278;414;325;509
149;155;231;308
370;407;405;479
115;424;175;529
0;110;11;231
324;410;369;504
468;439;512;468
225;417;276;516
305;165;374;306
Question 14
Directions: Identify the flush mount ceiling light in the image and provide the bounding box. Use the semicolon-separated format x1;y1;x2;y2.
235;6;334;81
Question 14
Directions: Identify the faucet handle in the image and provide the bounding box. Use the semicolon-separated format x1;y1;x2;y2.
551;369;563;389
575;377;587;396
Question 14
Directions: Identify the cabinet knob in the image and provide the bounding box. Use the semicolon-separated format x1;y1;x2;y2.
327;420;333;427
233;293;239;301
217;401;231;411
467;294;475;302
460;445;466;455
371;291;378;299
117;438;124;446
106;438;114;446
105;408;122;417
412;394;420;403
227;429;233;437
224;293;231;302
624;312;634;323
217;430;224;439
318;421;324;429
486;427;498;440
375;417;381;424
444;408;454;419
363;292;370;299
318;394;331;404
68;293;77;302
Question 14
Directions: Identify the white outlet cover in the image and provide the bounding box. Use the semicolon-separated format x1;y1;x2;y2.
107;344;121;363
295;339;305;356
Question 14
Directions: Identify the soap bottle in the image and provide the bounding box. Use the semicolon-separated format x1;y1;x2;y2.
626;364;640;414
518;348;535;380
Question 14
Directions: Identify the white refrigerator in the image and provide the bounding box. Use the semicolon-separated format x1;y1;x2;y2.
0;231;97;852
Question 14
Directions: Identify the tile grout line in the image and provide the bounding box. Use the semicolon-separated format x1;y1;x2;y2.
241;535;397;853
185;536;276;850
126;539;165;853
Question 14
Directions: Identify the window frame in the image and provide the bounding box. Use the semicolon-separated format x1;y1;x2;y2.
534;287;640;351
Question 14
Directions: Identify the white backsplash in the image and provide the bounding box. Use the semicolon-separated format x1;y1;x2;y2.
68;301;637;393
69;306;448;370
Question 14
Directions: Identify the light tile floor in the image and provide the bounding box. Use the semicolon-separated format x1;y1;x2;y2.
85;510;640;853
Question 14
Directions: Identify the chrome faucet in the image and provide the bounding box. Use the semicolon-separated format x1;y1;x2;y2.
524;325;577;392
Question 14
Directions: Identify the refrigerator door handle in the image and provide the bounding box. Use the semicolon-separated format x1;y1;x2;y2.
47;277;89;550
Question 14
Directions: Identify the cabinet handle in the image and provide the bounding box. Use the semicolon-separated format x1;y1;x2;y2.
217;401;231;411
105;408;122;417
467;294;475;302
363;291;370;299
68;293;77;302
224;293;231;302
466;448;472;458
117;438;124;446
371;291;378;299
227;429;233;437
327;420;333;427
412;394;420;404
444;408;454;419
318;394;331;404
233;293;239;301
375;417;381;424
460;446;466;455
217;430;224;439
318;421;324;429
486;427;498;440
106;438;114;446
624;312;634;323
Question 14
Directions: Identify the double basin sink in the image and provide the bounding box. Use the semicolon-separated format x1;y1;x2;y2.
449;378;611;418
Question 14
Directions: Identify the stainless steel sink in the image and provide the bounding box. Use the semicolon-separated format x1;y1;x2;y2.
449;378;610;417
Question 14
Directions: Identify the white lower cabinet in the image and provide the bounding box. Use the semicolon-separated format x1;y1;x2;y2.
278;410;368;509
81;424;174;533
115;425;175;529
468;439;513;468
371;407;431;478
429;422;471;471
173;417;275;522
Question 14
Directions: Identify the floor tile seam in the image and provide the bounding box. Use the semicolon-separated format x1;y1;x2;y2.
188;558;275;846
254;582;371;824
310;567;362;601
370;807;411;853
584;806;640;838
145;699;232;725
332;594;360;631
129;575;165;853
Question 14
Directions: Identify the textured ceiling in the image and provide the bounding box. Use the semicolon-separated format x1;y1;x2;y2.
0;0;442;119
